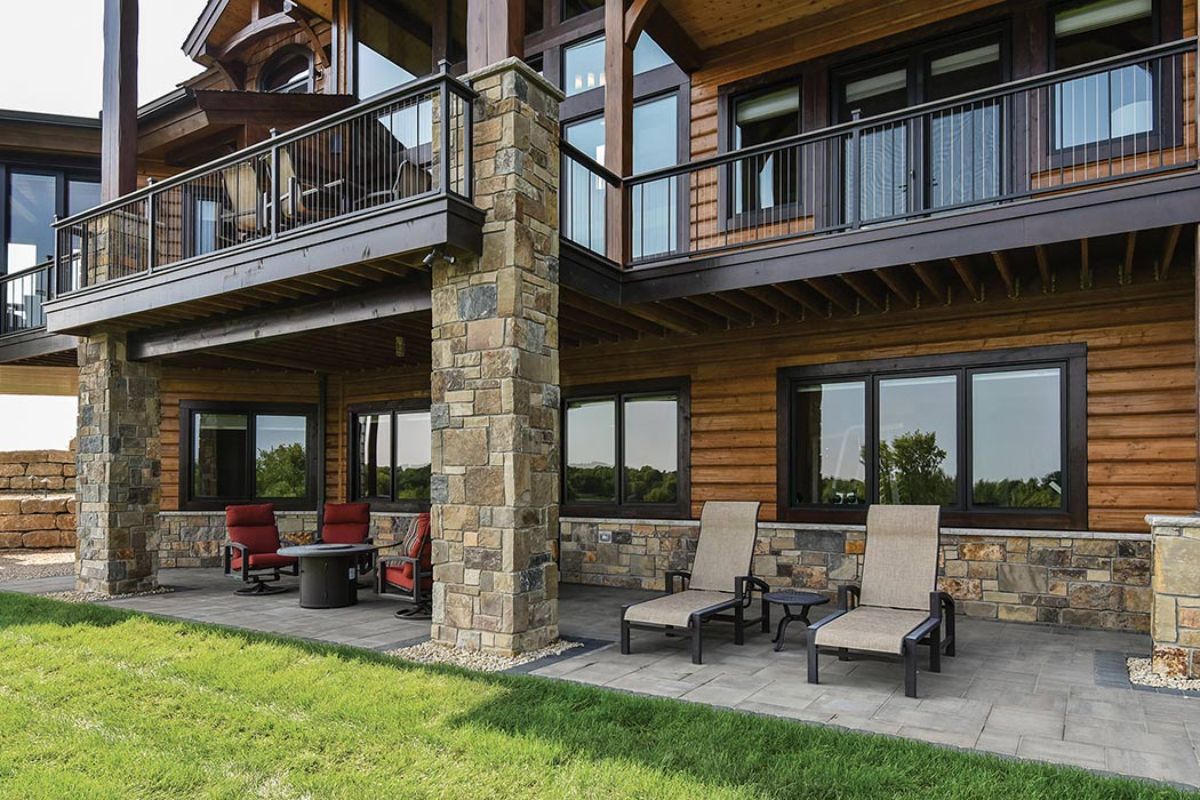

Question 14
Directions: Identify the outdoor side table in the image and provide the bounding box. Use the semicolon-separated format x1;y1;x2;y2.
276;543;381;609
763;591;830;652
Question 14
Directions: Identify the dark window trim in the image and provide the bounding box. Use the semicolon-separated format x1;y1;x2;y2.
180;400;319;512
259;43;317;93
348;0;467;99
1;165;100;275
775;345;1087;530
1045;0;1182;165
562;376;691;519
347;398;432;513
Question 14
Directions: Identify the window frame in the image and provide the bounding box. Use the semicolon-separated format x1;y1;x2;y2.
562;377;691;519
1046;0;1178;163
179;400;319;512
776;345;1087;529
724;80;806;230
258;44;316;94
347;398;432;512
1;162;99;275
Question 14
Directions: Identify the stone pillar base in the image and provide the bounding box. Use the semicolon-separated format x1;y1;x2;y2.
1148;515;1200;678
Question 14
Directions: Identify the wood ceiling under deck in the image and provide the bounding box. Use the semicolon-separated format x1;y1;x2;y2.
558;225;1196;349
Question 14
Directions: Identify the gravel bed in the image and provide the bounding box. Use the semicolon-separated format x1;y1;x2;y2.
41;587;176;604
387;639;584;672
0;549;75;582
1127;656;1200;691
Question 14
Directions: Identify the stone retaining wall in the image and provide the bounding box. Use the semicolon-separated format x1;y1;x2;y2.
0;450;77;549
155;510;421;568
559;518;1151;633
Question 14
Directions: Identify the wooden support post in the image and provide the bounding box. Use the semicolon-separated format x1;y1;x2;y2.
101;0;138;202
1195;224;1200;510
604;0;633;265
466;0;525;73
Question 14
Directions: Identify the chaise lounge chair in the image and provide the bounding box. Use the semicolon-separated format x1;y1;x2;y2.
620;501;768;664
806;504;955;698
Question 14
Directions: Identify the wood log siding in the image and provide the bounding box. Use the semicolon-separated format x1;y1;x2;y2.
159;367;428;512
561;280;1197;531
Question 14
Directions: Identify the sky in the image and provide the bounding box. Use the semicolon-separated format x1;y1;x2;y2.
0;0;208;117
0;2;207;450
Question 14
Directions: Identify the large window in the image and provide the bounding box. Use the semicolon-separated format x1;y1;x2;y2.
1052;0;1156;148
181;402;317;510
355;0;434;98
779;347;1085;528
350;402;431;510
563;379;689;517
561;34;674;97
730;84;802;217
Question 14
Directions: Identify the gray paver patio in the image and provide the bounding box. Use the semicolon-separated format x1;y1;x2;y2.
5;567;1200;788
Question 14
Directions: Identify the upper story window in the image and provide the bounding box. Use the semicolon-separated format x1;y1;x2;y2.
4;170;99;274
1052;0;1155;148
356;0;433;98
778;346;1085;528
562;34;674;97
181;401;318;511
260;46;314;93
563;379;690;518
833;33;1004;220
350;402;431;511
731;85;802;216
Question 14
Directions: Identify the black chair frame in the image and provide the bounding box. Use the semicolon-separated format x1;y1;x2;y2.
807;585;956;698
620;571;771;665
222;541;298;596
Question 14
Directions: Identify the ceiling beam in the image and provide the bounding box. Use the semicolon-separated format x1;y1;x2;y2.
990;251;1016;297
1033;245;1052;293
1080;238;1092;289
949;256;982;302
1161;224;1183;280
839;272;884;311
872;267;915;308
624;0;660;45
771;282;828;317
806;276;857;315
911;262;947;305
641;3;703;71
1122;230;1137;285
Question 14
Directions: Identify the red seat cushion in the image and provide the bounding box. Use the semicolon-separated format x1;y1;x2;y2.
226;503;281;557
381;512;431;592
230;552;297;571
322;502;370;544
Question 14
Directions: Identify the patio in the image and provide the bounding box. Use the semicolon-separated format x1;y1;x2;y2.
5;566;1200;788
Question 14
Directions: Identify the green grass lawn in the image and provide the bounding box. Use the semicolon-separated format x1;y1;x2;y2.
0;592;1193;800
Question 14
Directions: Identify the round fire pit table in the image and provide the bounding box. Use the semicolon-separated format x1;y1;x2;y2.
277;543;381;609
763;590;830;652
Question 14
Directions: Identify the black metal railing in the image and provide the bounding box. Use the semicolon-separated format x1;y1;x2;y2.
564;39;1198;265
53;71;475;295
0;263;52;336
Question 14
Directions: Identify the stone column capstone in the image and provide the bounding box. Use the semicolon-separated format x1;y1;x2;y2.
75;331;161;594
428;59;564;656
1148;514;1200;677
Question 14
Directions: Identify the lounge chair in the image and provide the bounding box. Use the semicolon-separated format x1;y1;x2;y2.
806;504;955;698
320;502;374;577
376;512;433;619
222;503;298;595
620;501;768;664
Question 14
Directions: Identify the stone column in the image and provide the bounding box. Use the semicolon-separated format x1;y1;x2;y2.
429;58;563;655
75;332;161;594
1148;515;1200;677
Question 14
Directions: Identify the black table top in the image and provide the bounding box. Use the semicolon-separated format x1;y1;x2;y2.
277;543;381;558
762;590;830;606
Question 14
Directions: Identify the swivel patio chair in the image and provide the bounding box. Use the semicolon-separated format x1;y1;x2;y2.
222;503;298;595
376;512;432;618
806;504;956;698
620;501;768;664
320;501;374;577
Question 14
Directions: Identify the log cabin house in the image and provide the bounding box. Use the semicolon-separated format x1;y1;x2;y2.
7;0;1200;653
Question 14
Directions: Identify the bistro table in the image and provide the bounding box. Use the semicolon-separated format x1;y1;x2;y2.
763;590;830;652
276;543;381;609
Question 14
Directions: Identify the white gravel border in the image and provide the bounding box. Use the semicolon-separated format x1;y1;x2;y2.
387;639;583;672
1127;657;1200;691
41;587;176;604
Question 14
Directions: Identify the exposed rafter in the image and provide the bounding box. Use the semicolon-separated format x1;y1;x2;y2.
949;256;982;302
911;262;948;305
872;267;915;308
1033;245;1053;293
1160;225;1183;280
990;251;1016;297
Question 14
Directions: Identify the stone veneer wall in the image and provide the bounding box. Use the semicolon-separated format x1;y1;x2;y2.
1148;515;1200;678
0;450;77;549
154;511;420;568
559;518;1151;633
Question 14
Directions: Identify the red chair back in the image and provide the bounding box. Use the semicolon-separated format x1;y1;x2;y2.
383;512;432;591
226;503;280;554
322;502;370;544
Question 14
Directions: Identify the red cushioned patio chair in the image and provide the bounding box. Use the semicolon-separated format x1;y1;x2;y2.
321;501;374;577
222;503;298;595
375;512;432;618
